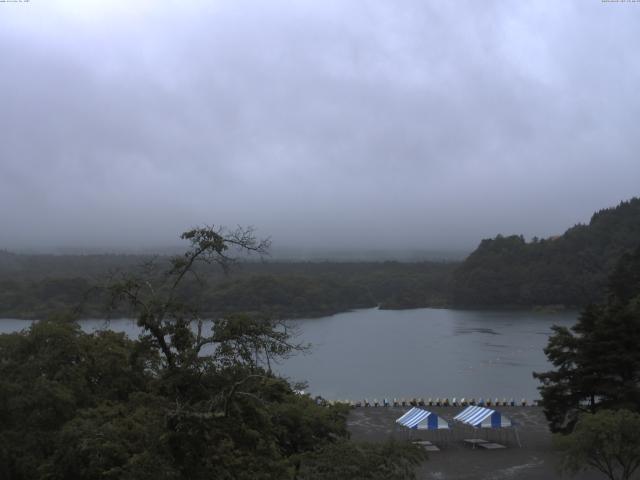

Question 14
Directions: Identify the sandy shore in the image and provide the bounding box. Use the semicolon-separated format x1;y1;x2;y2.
347;406;602;480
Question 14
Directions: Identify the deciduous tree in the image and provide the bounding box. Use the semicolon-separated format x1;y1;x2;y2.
556;409;640;480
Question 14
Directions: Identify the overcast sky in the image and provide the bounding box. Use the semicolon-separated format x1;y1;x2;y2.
1;0;639;253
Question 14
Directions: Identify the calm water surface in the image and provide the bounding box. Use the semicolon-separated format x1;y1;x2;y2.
277;308;577;401
0;308;577;400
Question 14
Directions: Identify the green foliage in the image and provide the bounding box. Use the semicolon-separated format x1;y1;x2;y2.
0;319;154;479
0;226;426;479
0;313;351;479
555;409;640;480
534;246;640;433
42;398;178;480
453;198;640;307
296;440;428;480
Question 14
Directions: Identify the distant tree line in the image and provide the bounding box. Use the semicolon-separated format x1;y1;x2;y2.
1;197;639;320
0;256;455;320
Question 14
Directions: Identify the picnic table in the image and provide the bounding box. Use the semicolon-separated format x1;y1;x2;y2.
463;438;488;448
478;442;506;450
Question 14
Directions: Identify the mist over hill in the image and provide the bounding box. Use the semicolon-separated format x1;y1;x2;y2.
4;246;468;263
1;197;639;318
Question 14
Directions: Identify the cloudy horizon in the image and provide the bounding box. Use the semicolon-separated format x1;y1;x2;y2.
1;0;639;253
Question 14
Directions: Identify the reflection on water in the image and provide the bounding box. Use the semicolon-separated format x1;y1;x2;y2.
0;307;577;401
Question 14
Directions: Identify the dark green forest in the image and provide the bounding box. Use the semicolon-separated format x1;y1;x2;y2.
0;255;454;320
452;198;640;308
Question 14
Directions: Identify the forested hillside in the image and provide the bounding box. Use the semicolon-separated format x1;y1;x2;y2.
0;254;455;319
452;198;640;307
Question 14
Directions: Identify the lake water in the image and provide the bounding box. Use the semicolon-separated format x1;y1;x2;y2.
0;307;577;401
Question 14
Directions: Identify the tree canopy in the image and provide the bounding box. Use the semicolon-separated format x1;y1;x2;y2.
534;245;640;433
453;198;640;308
555;409;640;480
0;226;425;479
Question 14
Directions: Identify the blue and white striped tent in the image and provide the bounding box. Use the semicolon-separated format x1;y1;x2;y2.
453;405;512;428
396;407;450;430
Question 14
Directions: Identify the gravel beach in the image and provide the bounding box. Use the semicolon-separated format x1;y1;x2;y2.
347;406;603;480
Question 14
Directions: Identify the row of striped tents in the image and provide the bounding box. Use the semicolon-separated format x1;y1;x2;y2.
453;405;513;428
395;407;450;430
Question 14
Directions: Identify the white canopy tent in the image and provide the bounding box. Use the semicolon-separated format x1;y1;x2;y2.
396;407;450;430
453;405;512;428
453;405;520;447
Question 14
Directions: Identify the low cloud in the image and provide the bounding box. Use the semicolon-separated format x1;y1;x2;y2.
1;0;638;251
